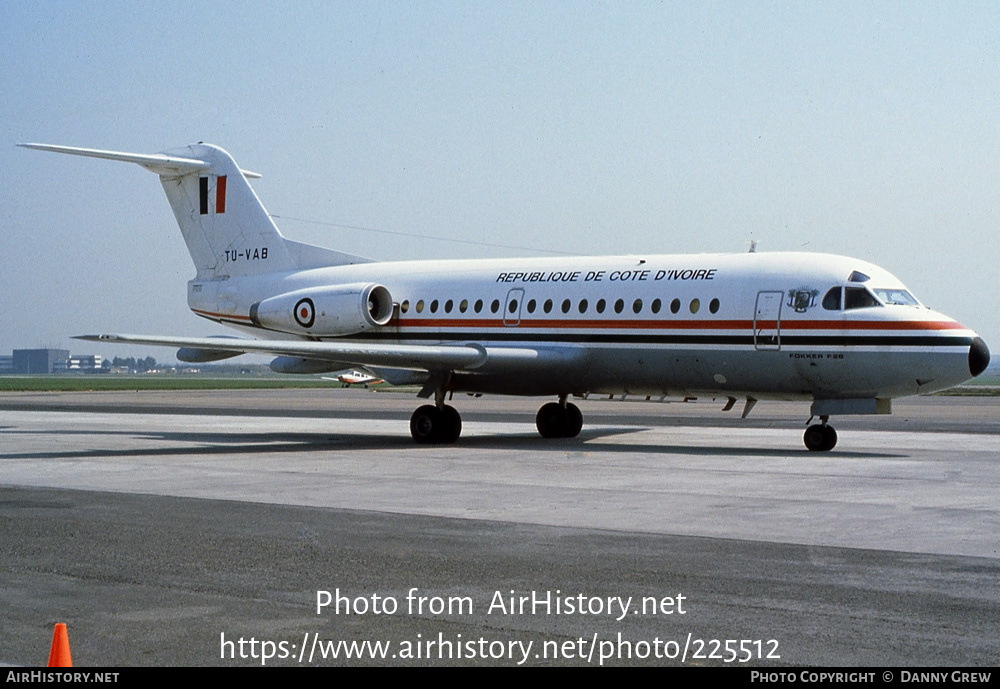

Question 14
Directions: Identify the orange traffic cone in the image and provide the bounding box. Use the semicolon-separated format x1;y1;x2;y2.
47;623;72;667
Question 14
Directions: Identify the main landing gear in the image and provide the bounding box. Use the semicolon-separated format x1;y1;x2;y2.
408;395;585;444
410;404;462;444
535;399;583;438
803;416;837;452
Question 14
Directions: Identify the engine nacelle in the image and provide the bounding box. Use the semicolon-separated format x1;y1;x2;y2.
249;283;394;336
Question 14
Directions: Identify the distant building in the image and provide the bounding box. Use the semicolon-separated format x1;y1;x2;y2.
0;355;12;374
53;354;105;373
12;349;70;374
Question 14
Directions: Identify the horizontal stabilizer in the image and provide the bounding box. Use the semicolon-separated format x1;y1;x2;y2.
17;143;261;179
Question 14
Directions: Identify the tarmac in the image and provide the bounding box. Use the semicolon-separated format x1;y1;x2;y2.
1;390;997;666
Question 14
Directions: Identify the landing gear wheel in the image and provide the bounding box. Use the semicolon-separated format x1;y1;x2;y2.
439;405;462;443
536;402;567;438
410;405;462;444
565;403;583;438
804;424;837;451
410;405;441;444
536;402;584;438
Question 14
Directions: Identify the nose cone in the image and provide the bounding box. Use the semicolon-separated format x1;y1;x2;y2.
969;337;991;377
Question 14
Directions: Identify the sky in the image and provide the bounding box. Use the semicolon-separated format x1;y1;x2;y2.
3;1;999;359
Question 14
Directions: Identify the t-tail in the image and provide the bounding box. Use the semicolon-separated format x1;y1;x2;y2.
17;143;369;279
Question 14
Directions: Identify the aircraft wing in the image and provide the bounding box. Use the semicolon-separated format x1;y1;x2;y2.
73;333;561;373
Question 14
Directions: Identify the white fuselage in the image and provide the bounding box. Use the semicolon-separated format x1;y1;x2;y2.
187;251;981;401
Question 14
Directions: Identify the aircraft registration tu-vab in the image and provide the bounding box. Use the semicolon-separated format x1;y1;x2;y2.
20;142;991;451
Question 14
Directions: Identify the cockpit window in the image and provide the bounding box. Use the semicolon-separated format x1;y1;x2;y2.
872;288;919;306
822;287;842;310
848;271;870;283
844;286;881;310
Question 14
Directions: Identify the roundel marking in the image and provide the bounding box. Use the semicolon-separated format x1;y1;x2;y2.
294;298;315;328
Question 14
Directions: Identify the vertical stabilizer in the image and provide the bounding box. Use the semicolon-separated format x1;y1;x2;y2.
156;143;369;278
18;142;370;279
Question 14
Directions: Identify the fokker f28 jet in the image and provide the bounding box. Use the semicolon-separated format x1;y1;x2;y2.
19;143;990;451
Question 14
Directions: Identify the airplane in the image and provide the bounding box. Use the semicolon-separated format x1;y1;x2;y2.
332;370;384;387
19;142;991;451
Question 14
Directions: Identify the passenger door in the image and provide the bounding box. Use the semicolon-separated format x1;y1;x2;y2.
753;291;782;350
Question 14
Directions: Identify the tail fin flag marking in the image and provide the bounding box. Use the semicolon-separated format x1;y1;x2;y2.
199;176;209;214
216;175;227;214
199;175;227;215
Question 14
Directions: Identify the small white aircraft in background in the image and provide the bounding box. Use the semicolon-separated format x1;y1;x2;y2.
333;370;384;387
19;143;990;450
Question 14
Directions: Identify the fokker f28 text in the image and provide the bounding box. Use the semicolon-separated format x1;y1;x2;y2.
20;143;991;450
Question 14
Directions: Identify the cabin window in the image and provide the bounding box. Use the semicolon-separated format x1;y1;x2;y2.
709;298;720;314
543;299;553;314
444;299;453;313
415;300;425;314
651;298;661;314
459;299;468;313
614;299;625;314
561;299;571;314
526;299;536;313
822;287;841;310
490;299;500;313
596;299;606;314
474;299;484;313
844;287;880;310
430;299;439;313
400;300;410;314
579;299;588;313
670;298;681;314
689;298;700;314
632;299;643;314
